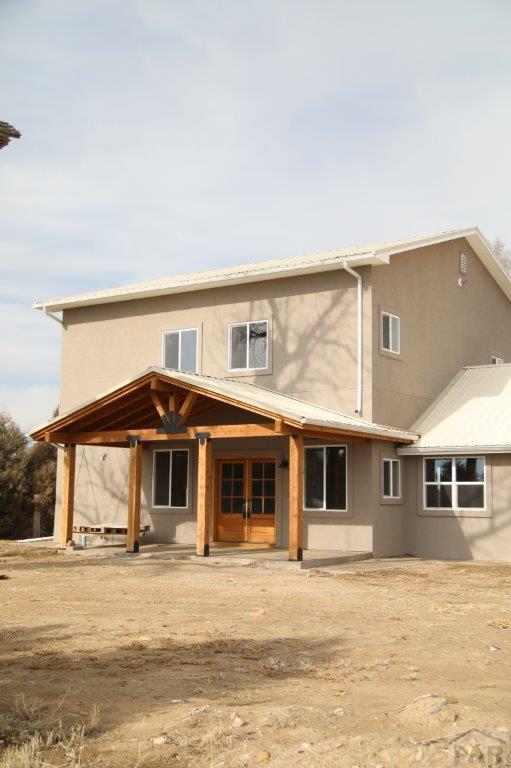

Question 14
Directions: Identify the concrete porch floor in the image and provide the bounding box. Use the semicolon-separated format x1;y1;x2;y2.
110;542;373;570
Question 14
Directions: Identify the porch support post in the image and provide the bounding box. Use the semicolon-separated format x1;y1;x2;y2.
60;444;76;548
288;434;303;561
196;433;212;556
126;437;142;553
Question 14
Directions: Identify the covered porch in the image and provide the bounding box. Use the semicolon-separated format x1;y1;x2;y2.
30;366;415;561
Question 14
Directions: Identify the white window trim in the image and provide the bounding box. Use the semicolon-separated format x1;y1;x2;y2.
423;456;486;512
382;457;401;499
161;328;199;373
490;355;504;365
152;448;190;509
303;444;348;513
227;320;269;372
381;311;400;355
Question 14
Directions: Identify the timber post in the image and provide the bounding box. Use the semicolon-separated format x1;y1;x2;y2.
196;432;212;556
288;434;303;561
60;444;76;548
126;436;142;553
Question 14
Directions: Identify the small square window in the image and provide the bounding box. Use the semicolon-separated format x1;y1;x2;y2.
162;329;198;373
381;312;400;354
229;321;268;371
490;355;504;365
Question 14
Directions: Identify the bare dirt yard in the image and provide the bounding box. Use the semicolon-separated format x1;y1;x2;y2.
1;542;510;767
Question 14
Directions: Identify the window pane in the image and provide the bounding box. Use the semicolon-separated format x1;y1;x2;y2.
230;324;247;369
392;460;400;497
233;480;244;497
164;332;179;369
383;460;391;497
391;316;399;353
425;484;452;508
154;452;170;506
458;485;484;508
170;450;188;507
221;497;231;513
265;462;276;479
232;498;244;513
425;458;452;483
264;480;275;497
456;458;484;483
382;314;390;350
233;463;244;479
221;463;232;479
180;329;197;373
248;322;268;369
252;462;264;479
251;498;262;513
305;447;324;509
326;446;347;510
265;497;275;515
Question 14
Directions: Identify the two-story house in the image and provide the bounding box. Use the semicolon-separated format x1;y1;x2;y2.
31;227;511;562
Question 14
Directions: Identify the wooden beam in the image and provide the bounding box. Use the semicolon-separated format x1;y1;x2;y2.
45;422;278;445
59;444;76;548
196;436;212;556
288;434;303;561
178;391;198;424
150;390;169;423
126;439;143;553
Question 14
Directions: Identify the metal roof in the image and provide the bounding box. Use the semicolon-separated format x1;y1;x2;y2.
34;226;511;312
30;366;417;443
399;365;511;455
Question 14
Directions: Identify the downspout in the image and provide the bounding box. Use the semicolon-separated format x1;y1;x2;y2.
343;263;363;414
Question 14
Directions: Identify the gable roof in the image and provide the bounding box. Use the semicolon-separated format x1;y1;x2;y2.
30;366;417;443
34;226;511;313
399;365;511;455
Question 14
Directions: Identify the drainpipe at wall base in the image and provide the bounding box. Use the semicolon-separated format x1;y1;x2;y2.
343;263;363;415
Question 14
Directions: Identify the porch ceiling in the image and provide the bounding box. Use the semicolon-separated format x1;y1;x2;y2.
30;366;417;446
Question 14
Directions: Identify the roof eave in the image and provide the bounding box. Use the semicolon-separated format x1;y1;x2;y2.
398;444;511;456
33;252;384;313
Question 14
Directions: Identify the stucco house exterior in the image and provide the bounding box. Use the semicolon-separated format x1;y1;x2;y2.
31;226;511;562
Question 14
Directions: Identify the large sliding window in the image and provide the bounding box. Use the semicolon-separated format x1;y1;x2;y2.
229;321;268;371
153;449;189;508
304;445;347;512
162;328;198;373
423;457;485;511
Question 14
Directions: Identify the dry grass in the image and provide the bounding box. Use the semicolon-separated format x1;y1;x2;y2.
0;695;101;768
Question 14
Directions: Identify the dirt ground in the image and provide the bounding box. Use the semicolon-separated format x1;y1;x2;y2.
1;542;510;767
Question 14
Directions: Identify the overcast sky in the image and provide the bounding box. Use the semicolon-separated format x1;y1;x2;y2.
1;0;511;431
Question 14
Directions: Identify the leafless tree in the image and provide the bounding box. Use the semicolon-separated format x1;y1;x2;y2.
492;238;511;276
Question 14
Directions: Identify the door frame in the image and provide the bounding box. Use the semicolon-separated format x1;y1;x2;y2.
212;449;283;547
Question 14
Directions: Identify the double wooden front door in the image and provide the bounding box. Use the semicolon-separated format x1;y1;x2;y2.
215;458;277;544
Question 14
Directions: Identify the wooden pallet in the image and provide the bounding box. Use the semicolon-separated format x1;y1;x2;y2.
73;524;150;535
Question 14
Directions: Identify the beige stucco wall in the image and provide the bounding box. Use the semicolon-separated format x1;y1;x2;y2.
405;454;511;562
59;267;373;418
371;238;511;429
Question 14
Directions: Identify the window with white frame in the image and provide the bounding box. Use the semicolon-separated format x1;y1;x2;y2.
490;355;504;365
153;449;189;508
229;321;268;371
423;457;485;510
382;458;401;499
381;311;400;354
304;445;347;511
162;329;198;373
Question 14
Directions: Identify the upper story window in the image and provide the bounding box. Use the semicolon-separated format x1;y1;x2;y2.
490;355;504;365
162;328;198;373
382;458;401;499
304;445;347;512
229;321;268;371
423;457;485;511
381;311;400;355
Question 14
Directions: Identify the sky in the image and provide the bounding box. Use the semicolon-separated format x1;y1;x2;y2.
1;0;511;432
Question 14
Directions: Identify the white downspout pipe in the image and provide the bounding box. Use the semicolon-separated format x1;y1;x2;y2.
343;263;363;415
